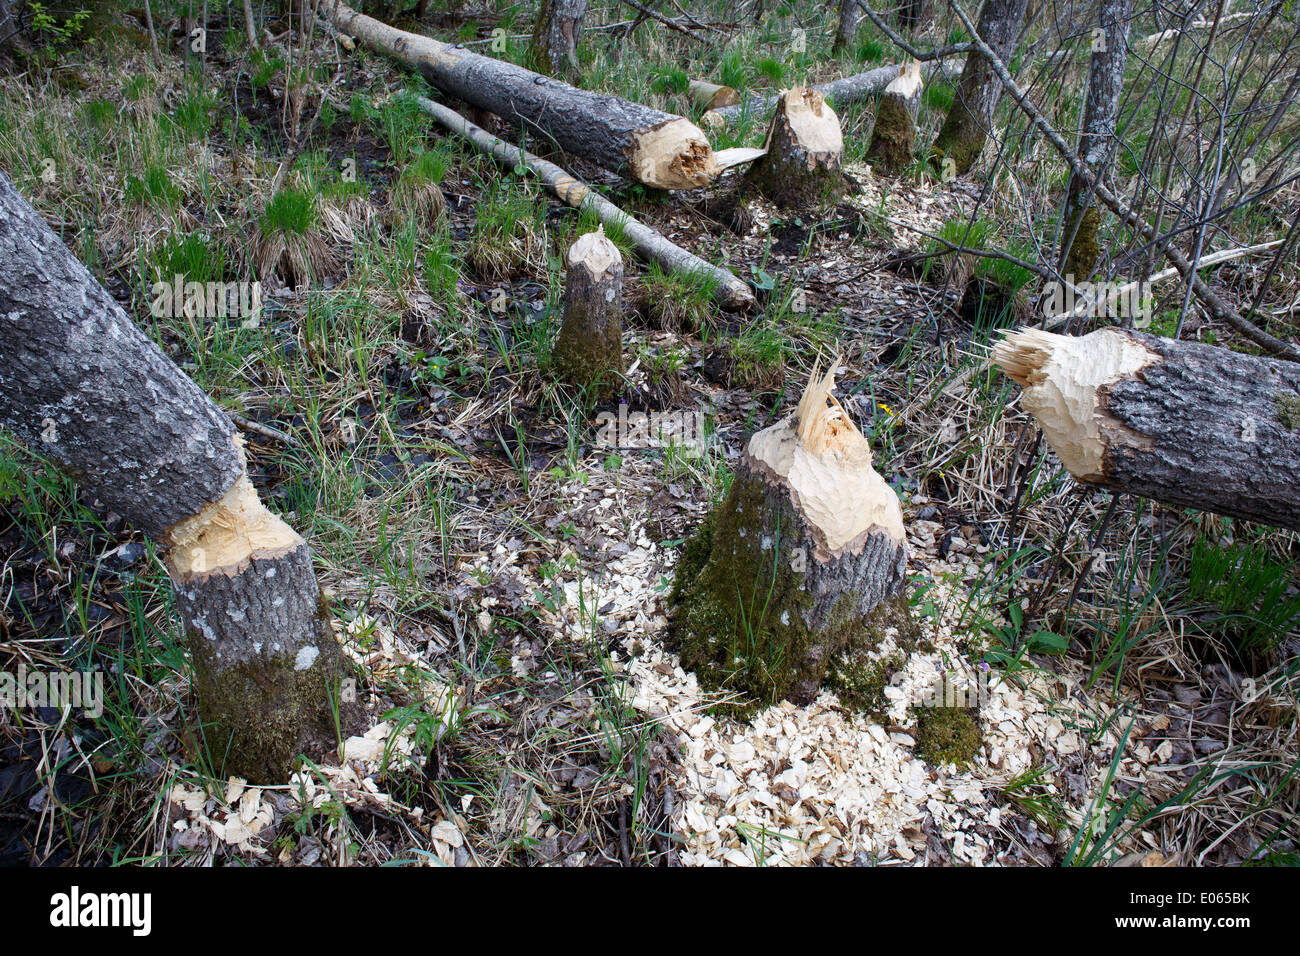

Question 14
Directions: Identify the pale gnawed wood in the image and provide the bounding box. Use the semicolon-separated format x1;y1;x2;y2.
0;170;353;784
993;327;1300;531
746;88;846;208
323;0;717;190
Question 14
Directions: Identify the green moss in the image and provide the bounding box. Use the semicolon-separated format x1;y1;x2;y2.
1062;204;1100;282
914;706;982;768
825;597;923;713
931;98;985;176
1275;392;1300;431
550;298;625;399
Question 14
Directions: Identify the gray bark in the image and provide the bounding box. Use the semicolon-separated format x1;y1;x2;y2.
0;171;351;784
1101;333;1300;531
833;0;859;54
1059;0;1131;279
932;0;1030;174
531;0;586;77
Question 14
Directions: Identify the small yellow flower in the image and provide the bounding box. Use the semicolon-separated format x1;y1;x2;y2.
878;402;895;416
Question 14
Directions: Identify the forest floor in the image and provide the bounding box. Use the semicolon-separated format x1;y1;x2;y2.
0;4;1297;866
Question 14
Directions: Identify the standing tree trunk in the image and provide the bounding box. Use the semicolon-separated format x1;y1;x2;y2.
551;227;626;398
670;362;913;712
530;0;586;79
866;60;923;176
932;0;1030;175
992;327;1300;532
322;0;717;190
833;0;859;54
899;0;931;34
746;87;846;208
241;0;260;49
0;172;353;784
1059;0;1131;282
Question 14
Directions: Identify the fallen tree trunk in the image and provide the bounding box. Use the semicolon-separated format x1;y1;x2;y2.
865;60;923;176
670;361;912;711
412;94;755;310
992;327;1300;531
703;58;961;128
0;171;353;784
552;227;626;397
746;88;846;208
322;0;717;190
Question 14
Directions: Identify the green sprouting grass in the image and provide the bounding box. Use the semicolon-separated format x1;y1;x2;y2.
263;187;318;236
1187;532;1300;658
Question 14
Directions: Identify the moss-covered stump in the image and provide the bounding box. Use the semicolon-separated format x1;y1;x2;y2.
746;88;846;209
551;227;626;399
865;61;923;177
669;362;910;713
168;476;357;784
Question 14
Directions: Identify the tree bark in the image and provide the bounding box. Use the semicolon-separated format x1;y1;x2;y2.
670;363;912;711
993;328;1300;531
1059;0;1131;281
865;60;923;176
833;0;859;54
321;0;717;190
899;0;931;34
931;0;1030;175
0;171;352;784
529;0;586;79
552;227;625;398
241;0;260;49
746;88;846;209
412;94;755;310
703;58;961;129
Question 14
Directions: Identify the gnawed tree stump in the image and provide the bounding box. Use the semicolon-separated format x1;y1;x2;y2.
552;227;625;397
746;88;846;208
670;361;912;713
992;328;1300;531
325;1;717;190
530;0;586;79
865;60;923;177
0;171;353;784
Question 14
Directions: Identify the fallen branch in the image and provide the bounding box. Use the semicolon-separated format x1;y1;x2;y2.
413;95;755;310
321;0;717;189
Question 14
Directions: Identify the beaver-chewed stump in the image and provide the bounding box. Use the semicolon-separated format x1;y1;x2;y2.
670;361;913;714
746;87;847;209
865;60;923;177
551;226;626;398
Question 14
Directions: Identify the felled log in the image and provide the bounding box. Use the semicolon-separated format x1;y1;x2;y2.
552;227;625;397
322;0;716;190
992;328;1300;531
703;58;961;129
746;88;846;208
670;361;911;709
530;0;586;78
0;172;353;784
688;79;738;111
412;94;755;310
865;60;923;177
